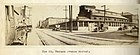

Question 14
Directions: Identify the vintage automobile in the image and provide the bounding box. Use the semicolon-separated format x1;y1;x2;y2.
92;24;108;32
52;25;60;31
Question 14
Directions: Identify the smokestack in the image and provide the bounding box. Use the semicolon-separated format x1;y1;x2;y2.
69;5;73;32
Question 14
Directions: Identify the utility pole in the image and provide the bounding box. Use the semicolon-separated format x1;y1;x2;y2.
101;5;106;24
136;8;139;25
69;5;73;32
23;5;26;18
64;5;68;32
136;8;139;35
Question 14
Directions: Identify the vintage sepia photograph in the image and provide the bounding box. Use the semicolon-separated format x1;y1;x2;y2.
5;4;139;46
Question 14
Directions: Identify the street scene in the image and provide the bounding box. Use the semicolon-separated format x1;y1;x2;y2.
5;5;139;45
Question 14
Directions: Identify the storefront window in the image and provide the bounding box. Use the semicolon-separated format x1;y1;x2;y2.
109;23;111;26
84;22;88;27
79;21;83;27
73;22;77;26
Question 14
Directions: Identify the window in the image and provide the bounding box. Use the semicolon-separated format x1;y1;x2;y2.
73;22;77;26
99;18;102;20
126;20;128;22
89;22;93;23
109;23;111;26
79;21;83;27
98;11;101;13
114;19;116;21
94;18;97;20
84;22;88;27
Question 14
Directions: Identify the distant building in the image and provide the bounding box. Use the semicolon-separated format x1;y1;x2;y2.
132;15;139;24
122;12;138;25
121;12;133;22
39;17;68;28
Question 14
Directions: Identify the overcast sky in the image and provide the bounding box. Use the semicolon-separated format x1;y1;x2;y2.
20;5;140;27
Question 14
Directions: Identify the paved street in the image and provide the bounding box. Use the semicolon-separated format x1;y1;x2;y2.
27;28;138;45
77;31;138;40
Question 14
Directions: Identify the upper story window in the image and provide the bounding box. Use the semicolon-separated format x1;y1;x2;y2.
105;18;108;20
106;12;111;15
126;20;128;22
99;18;102;20
97;11;100;13
119;19;121;21
94;18;97;20
114;19;116;21
108;18;111;20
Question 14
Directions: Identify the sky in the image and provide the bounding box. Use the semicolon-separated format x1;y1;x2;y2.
17;4;140;27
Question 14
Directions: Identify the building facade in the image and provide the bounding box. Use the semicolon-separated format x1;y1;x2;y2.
121;12;139;25
41;5;135;32
76;5;130;31
39;17;68;29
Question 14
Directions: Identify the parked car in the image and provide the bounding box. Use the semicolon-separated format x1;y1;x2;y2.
52;25;60;31
92;24;108;32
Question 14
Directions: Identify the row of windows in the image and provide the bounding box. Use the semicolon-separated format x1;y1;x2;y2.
79;21;88;27
60;22;77;27
91;17;128;22
106;22;125;26
79;21;126;27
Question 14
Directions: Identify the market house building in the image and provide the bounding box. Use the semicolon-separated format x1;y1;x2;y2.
76;5;130;31
42;5;134;32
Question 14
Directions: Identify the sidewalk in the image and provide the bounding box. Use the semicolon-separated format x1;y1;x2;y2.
27;29;43;45
125;32;138;37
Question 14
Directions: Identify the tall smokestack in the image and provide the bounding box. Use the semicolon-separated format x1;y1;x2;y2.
69;5;73;32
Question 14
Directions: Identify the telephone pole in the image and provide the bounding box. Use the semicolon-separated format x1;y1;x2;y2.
136;8;139;35
101;5;106;24
64;5;68;32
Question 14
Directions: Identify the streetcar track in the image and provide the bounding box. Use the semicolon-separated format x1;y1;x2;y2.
35;30;48;45
38;30;74;45
41;30;100;45
57;35;100;45
37;29;137;45
43;30;137;45
63;33;138;44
